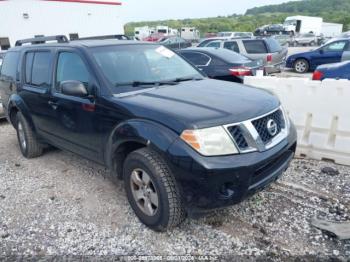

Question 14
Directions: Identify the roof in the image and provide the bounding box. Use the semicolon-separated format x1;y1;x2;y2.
9;40;155;51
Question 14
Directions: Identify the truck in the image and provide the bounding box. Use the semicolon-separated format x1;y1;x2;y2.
283;16;343;37
180;27;200;42
156;26;178;36
134;26;155;40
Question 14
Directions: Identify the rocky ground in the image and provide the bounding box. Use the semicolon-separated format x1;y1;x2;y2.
0;120;349;261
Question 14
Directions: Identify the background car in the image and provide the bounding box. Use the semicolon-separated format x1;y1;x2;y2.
313;60;350;80
273;34;294;47
217;32;254;38
198;37;287;74
292;33;318;46
286;38;350;73
255;24;285;35
179;47;264;83
143;33;164;42
158;36;192;50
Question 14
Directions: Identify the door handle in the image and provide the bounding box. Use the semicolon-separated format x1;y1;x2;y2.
48;100;58;109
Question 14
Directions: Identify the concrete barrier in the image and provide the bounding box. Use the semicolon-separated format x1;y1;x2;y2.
244;76;350;166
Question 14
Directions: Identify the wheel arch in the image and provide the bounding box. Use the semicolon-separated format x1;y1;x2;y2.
105;119;179;179
7;94;35;130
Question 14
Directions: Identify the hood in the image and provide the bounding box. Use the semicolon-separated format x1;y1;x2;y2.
113;79;280;133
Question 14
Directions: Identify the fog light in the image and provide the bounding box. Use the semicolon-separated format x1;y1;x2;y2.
219;183;236;199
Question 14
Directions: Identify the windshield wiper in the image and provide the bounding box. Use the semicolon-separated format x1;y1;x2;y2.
172;77;204;82
115;81;179;88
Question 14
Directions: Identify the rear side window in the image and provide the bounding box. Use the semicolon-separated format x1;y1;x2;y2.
243;40;268;54
224;41;240;53
0;52;20;80
264;38;282;53
181;52;210;66
206;41;221;48
25;51;51;87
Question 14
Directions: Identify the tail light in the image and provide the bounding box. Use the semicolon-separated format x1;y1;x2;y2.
267;54;272;63
312;70;324;81
229;67;252;76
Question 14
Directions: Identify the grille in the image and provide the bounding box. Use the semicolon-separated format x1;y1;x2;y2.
227;125;249;150
252;109;285;144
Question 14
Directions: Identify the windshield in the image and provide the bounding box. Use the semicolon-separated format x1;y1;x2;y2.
91;44;203;92
284;20;297;26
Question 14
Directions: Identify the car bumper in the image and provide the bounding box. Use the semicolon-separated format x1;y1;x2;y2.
165;123;297;213
265;61;286;74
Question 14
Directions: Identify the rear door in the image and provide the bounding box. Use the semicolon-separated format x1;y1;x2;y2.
313;40;348;67
180;51;212;75
0;51;20;114
223;41;240;53
19;50;54;133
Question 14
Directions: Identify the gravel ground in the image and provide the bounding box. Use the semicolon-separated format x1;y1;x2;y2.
0;120;349;260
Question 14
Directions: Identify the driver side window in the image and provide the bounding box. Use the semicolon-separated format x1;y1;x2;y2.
55;52;90;92
323;41;347;52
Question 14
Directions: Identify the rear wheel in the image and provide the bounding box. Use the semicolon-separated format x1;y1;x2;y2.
310;41;316;46
123;148;186;231
294;59;309;73
16;112;43;158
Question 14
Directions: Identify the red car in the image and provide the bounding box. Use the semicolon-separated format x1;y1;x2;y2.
143;33;164;42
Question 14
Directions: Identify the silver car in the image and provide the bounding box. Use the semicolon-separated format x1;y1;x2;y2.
292;33;318;46
199;38;288;74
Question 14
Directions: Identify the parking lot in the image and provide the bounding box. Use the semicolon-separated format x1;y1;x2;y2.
272;47;315;79
0;119;349;259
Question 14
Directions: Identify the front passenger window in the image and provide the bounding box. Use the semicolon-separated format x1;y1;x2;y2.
56;52;90;92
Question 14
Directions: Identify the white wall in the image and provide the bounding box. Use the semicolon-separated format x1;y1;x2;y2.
244;76;350;166
0;0;124;48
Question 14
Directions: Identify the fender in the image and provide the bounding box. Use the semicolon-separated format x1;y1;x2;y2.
105;119;180;170
7;93;35;130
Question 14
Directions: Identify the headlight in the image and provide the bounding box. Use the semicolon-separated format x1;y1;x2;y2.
180;126;238;156
281;105;291;130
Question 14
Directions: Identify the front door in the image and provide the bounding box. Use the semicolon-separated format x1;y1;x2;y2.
312;40;348;67
45;50;103;162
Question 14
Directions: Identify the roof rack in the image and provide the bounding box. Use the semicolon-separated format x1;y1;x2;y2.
15;35;69;46
74;34;131;41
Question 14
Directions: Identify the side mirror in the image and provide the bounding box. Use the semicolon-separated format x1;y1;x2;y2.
319;49;324;54
60;80;88;97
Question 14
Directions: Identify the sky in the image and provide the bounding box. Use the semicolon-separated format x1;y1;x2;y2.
121;0;292;23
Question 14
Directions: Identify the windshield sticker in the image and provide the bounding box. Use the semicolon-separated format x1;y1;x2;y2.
155;46;175;58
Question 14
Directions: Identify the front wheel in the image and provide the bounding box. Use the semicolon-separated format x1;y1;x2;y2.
123;148;186;231
294;59;309;73
16;112;43;158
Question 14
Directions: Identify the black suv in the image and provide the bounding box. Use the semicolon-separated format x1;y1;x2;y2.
0;36;297;231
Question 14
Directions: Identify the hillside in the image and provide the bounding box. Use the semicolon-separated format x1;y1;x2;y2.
246;0;350;15
125;0;350;36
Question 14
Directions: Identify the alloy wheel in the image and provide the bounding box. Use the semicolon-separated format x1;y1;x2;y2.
295;61;307;73
17;122;26;150
130;168;159;216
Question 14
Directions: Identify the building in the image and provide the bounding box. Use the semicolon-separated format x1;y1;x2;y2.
0;0;124;50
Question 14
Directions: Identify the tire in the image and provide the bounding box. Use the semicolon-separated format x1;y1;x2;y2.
310;41;316;46
294;58;309;73
123;148;186;231
16;112;43;158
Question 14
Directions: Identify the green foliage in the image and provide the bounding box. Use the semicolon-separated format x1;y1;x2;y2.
125;0;350;36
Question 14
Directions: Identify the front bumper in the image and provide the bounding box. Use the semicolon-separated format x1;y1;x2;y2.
166;123;297;212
